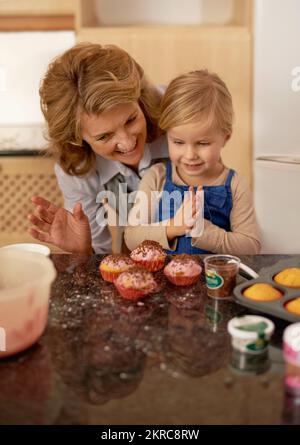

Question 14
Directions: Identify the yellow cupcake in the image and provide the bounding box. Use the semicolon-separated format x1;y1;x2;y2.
243;283;282;301
274;268;300;288
285;297;300;316
99;254;134;282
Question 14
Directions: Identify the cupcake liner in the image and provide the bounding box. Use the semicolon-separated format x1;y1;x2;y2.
132;258;165;272
164;272;200;287
115;282;147;301
99;268;121;283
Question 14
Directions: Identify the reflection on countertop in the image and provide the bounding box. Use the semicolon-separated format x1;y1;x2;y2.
0;254;296;425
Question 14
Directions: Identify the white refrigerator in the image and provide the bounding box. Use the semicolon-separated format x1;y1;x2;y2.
253;0;300;253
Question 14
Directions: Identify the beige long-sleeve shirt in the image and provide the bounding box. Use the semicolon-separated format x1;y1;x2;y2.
124;162;261;255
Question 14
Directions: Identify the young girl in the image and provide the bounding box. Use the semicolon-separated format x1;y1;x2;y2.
124;70;261;255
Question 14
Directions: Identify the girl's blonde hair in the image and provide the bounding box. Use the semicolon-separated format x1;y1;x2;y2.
159;69;233;135
40;42;162;176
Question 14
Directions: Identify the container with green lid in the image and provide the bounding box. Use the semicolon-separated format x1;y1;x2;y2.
227;315;275;354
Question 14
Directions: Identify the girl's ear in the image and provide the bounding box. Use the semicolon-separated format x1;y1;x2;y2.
223;133;231;145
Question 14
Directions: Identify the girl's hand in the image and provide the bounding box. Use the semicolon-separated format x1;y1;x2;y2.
27;196;93;254
189;187;205;238
167;186;201;240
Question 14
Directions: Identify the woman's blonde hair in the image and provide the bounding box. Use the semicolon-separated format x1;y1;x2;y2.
40;42;162;176
159;69;233;135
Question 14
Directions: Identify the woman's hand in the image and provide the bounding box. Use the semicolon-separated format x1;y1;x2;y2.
167;186;202;241
27;196;93;254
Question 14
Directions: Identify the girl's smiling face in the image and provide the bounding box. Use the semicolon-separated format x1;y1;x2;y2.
167;121;230;184
81;102;147;168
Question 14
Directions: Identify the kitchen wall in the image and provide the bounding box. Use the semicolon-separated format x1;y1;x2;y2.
0;31;75;150
94;0;233;25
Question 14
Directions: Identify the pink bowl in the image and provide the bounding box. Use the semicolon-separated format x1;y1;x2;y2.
0;250;56;358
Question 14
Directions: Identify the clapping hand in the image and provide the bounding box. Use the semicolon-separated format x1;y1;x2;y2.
28;196;93;254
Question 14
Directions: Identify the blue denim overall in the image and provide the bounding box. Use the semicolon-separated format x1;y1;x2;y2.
157;161;235;254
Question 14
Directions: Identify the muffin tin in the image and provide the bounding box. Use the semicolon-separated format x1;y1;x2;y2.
234;258;300;323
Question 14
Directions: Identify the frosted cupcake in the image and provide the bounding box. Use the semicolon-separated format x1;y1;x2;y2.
164;254;202;286
115;267;158;301
130;240;167;272
99;254;135;283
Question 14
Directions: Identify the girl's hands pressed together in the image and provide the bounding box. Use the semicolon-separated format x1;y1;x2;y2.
167;186;203;241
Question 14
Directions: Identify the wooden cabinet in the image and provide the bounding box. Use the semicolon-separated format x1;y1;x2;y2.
0;0;76;30
0;0;75;15
0;156;63;251
76;0;253;183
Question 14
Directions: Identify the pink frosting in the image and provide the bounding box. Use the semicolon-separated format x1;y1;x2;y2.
130;242;166;262
116;270;157;291
164;259;202;277
101;255;134;270
130;249;164;262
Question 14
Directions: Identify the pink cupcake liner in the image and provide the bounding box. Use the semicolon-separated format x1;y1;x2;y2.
114;282;148;301
99;268;122;283
132;259;165;272
164;272;200;287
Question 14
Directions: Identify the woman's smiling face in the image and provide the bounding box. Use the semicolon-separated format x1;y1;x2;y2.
81;102;147;167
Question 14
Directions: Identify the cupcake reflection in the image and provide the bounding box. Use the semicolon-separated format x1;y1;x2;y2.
48;286;163;405
164;279;206;311
50;309;147;404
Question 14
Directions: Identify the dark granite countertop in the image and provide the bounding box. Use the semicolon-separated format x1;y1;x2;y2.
0;254;299;425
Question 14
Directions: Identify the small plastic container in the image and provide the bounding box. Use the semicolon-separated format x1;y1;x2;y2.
204;254;240;299
228;315;274;375
0;249;56;358
227;315;275;354
283;323;300;395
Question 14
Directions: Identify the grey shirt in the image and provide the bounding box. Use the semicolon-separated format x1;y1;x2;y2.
55;134;168;253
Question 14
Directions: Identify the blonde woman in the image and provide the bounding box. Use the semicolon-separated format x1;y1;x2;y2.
124;70;261;255
28;43;168;253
